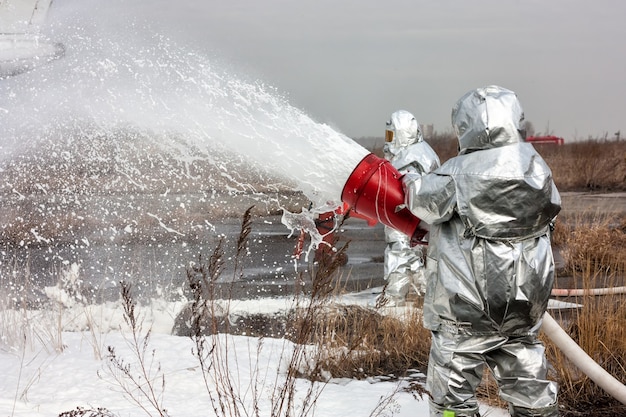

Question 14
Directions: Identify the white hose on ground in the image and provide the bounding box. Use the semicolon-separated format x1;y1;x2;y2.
551;286;626;297
541;312;626;405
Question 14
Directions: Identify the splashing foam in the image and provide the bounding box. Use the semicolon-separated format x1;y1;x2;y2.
0;17;369;213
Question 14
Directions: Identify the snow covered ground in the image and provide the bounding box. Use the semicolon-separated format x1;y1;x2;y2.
0;291;510;417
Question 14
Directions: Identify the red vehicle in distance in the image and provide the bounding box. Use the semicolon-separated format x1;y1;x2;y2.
525;135;565;145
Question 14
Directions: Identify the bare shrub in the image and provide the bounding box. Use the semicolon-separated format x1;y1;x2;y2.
174;206;412;416
178;219;431;384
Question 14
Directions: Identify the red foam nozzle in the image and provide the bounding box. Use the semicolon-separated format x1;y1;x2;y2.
341;153;426;244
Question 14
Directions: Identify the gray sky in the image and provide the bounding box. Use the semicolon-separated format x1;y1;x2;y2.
53;0;626;140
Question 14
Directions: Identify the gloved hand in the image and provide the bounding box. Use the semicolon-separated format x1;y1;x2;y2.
410;227;429;247
401;172;422;195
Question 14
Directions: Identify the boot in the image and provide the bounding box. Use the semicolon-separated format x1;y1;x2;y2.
509;403;559;417
429;399;479;417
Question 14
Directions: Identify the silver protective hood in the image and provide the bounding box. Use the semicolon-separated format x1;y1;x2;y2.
384;110;439;175
386;109;422;148
452;85;525;155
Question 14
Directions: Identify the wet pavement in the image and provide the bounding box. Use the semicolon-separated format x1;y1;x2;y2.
223;215;387;299
559;191;626;217
0;208;388;304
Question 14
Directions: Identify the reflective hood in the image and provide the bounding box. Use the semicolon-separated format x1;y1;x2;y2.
386;110;423;148
452;85;525;155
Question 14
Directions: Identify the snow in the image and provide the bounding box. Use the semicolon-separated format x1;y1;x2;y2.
0;293;509;417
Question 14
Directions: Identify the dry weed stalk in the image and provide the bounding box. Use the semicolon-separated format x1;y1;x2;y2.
101;281;169;417
366;382;404;417
266;243;352;417
187;237;242;417
186;206;335;417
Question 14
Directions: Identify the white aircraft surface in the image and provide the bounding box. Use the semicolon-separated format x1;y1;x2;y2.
0;0;64;78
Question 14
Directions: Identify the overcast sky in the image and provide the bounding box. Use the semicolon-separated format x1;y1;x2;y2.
51;0;625;140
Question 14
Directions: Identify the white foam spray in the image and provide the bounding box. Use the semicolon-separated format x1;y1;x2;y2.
0;10;369;212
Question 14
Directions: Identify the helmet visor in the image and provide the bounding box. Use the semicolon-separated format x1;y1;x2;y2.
385;129;394;142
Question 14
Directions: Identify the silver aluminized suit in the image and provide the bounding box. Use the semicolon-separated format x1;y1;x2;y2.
381;110;440;305
402;86;561;417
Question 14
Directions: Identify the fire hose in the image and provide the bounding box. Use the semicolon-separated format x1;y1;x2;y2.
551;286;626;297
340;153;626;406
542;312;626;405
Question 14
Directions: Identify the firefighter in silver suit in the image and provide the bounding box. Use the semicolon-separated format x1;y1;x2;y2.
378;110;440;306
402;86;561;417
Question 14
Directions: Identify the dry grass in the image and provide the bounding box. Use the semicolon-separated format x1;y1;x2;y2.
420;135;626;193
176;208;403;417
537;141;626;192
544;214;626;416
302;304;431;380
557;214;626;276
175;231;432;383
